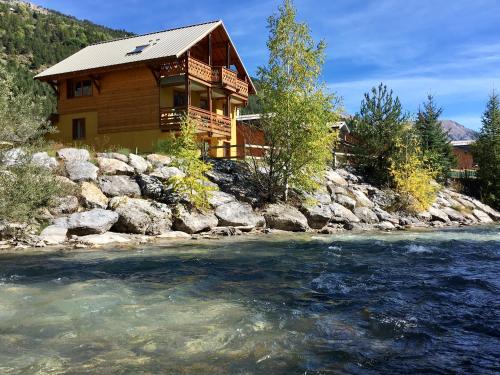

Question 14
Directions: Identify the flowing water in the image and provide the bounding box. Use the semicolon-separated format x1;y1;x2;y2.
0;225;499;374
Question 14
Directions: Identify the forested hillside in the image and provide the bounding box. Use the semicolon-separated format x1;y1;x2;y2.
0;0;132;113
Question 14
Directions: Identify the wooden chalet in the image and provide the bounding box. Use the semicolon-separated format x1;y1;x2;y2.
35;20;256;156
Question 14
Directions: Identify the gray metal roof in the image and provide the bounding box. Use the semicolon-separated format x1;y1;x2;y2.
35;20;222;79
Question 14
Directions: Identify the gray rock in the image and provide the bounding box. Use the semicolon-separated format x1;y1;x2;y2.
472;200;500;220
57;148;89;162
96;152;129;163
80;182;109;209
65;160;98;182
208;190;236;207
50;195;79;216
335;194;356;210
55;175;78;190
373;207;400;224
328;185;348;196
472;209;493;223
77;232;131;246
329;202;360;223
40;225;67;245
353;207;379;224
417;211;432;222
98;175;141;197
336;168;360;183
32;152;58;170
324;169;348;186
1;148;26;166
264;204;309;232
97;157;134;175
349;189;374;208
428;207;450;222
109;197;172;235
208;227;243;236
300;203;332;229
173;205;219;234
128;154;148;174
215;201;265;228
156;231;192;239
345;222;376;231
150;166;185;180
304;188;332;205
54;209;118;235
442;207;466;223
376;221;396;230
146;154;172;167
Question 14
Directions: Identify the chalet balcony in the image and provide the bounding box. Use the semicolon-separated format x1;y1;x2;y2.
160;105;231;138
160;57;249;98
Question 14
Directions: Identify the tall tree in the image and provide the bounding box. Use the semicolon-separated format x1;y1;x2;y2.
254;0;338;202
473;91;500;209
415;95;455;182
350;83;408;186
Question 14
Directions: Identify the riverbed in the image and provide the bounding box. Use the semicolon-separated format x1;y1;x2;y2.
1;225;499;374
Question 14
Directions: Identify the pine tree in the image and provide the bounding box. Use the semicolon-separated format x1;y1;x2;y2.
350;83;408;186
254;0;338;202
473;92;500;209
415;95;455;183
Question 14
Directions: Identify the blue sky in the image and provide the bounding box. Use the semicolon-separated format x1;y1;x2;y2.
36;0;500;130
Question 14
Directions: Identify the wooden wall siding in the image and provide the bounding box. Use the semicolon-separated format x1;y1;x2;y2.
58;66;159;133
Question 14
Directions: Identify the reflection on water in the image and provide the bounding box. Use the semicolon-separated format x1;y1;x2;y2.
0;226;499;374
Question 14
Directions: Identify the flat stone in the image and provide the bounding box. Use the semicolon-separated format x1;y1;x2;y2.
146;154;172;167
76;232;131;246
373;207;400;224
442;207;466;223
80;182;109;209
128;154;149;174
97;157;134;175
57;148;89;162
39;225;67;245
215;201;265;228
98;175;141;197
264;204;309;232
376;221;396;230
156;231;192;239
54;209;118;235
65;160;98;182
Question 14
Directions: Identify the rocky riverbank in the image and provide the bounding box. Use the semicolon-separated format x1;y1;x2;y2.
1;147;499;250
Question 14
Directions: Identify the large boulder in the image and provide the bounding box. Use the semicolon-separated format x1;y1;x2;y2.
80;182;109;209
96;152;128;163
54;209;118;235
335;194;356;210
300;203;332;229
150;166;185;180
472;209;493;223
304;188;332;205
97;157;134;175
146;154;172;167
57;148;89;162
32;152;58;170
264;204;309;232
215;201;265;228
49;195;80;216
65;160;98;182
1;148;26;166
128;154;149;174
427;207;450;222
324;169;348;186
471;199;500;221
373;207;399;224
442;207;466;223
208;190;237;208
109;197;172;235
353;207;379;224
98;175;141;197
173;205;218;234
329;203;360;223
349;189;374;208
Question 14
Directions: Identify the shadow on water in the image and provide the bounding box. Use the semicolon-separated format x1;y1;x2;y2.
0;225;498;374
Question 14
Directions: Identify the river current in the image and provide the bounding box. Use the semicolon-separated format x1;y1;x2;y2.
0;225;499;374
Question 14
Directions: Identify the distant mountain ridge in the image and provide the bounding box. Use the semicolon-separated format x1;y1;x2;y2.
439;120;479;141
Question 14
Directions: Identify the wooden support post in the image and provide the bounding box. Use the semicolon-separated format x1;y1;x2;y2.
225;94;230;117
226;42;231;68
185;51;191;107
208;33;212;66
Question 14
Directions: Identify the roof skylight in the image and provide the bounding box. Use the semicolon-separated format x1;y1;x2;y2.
127;44;149;55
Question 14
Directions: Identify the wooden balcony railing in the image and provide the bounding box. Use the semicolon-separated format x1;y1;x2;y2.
160;57;249;98
160;105;231;138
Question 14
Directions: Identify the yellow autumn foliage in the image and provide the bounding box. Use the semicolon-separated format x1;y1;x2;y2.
389;127;439;213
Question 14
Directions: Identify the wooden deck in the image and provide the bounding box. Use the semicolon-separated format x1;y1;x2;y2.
160;105;231;138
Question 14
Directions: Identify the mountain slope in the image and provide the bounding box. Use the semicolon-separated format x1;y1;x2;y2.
0;0;132;113
439;120;479;141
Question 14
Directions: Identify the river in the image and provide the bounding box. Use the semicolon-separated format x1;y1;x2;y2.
0;225;499;374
